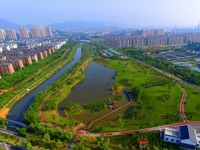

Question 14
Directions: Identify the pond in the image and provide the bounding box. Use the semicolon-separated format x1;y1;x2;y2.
172;62;193;67
58;61;116;116
191;67;200;73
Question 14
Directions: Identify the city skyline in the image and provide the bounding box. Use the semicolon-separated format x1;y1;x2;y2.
0;0;200;28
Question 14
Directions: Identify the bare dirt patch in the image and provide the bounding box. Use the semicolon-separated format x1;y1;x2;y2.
0;108;10;119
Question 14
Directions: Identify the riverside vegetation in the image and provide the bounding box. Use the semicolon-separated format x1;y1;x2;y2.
0;42;77;109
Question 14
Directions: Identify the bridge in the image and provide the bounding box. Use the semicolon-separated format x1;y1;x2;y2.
124;89;134;101
6;119;28;128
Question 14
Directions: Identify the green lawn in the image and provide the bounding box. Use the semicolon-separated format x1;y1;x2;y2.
181;83;200;121
92;58;183;132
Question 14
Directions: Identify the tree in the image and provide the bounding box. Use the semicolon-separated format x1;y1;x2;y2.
0;118;7;128
131;86;142;100
195;103;200;114
97;138;110;150
17;128;27;137
22;140;32;150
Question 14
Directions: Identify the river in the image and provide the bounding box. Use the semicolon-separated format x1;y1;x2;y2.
7;47;82;123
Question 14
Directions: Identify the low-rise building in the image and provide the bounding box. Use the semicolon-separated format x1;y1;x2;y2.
161;125;200;150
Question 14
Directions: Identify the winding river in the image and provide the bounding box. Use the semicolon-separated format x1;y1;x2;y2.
7;47;82;123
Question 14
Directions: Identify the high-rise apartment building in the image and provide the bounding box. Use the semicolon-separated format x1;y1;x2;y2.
39;27;45;37
30;27;40;38
0;29;6;41
19;27;30;39
6;29;17;40
44;27;52;37
30;27;53;38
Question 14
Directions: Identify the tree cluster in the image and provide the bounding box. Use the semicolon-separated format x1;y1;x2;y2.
24;122;75;149
128;51;200;85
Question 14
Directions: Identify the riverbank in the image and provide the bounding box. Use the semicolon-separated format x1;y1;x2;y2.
0;46;77;119
22;47;85;127
42;57;93;127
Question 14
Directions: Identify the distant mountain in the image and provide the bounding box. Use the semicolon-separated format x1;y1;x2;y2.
25;24;36;28
0;18;129;31
48;21;127;30
0;18;22;30
0;18;36;30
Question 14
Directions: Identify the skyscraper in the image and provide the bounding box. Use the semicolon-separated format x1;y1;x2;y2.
197;21;200;30
0;29;6;41
6;29;17;40
19;27;30;39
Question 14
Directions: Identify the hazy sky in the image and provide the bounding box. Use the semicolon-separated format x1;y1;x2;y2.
1;0;200;27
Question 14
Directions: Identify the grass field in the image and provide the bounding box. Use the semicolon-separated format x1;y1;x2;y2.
181;83;200;121
73;94;130;125
92;58;183;132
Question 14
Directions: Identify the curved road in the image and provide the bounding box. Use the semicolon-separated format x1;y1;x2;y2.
177;84;188;123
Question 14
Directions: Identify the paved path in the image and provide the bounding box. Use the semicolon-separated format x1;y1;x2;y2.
87;101;133;129
177;84;188;123
81;121;200;137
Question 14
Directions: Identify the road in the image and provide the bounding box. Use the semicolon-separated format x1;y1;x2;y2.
0;142;24;150
0;129;25;150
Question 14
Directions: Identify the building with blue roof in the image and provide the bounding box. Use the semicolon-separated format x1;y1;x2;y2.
161;125;200;150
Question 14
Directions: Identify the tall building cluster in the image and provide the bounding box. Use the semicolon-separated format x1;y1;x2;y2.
0;41;66;77
104;29;200;48
19;27;30;39
6;29;18;40
30;27;52;38
0;27;53;41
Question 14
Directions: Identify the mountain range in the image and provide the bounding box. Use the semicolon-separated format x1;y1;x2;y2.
0;18;127;30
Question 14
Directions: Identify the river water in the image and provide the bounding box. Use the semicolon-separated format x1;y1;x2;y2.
7;47;82;123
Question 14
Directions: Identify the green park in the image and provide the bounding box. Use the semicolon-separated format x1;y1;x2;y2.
0;41;200;149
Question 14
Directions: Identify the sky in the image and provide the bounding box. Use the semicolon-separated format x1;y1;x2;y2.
0;0;200;27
